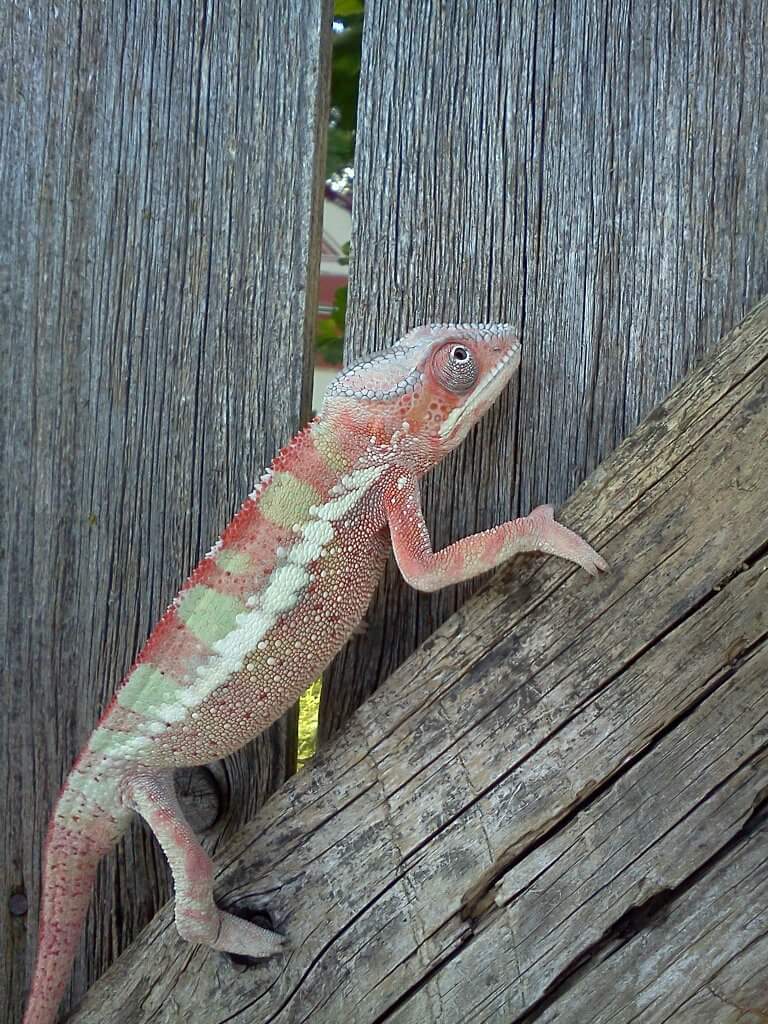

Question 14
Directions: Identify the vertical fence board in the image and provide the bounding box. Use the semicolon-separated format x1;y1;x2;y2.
0;1;332;1018
320;0;768;741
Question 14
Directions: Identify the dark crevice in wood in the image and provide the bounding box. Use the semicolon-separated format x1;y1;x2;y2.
260;837;420;1024
366;930;475;1024
369;778;768;1024
506;790;768;1024
496;735;768;920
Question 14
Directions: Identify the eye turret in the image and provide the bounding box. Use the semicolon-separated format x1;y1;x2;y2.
434;343;479;393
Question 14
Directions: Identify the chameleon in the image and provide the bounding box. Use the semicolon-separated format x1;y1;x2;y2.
23;323;607;1024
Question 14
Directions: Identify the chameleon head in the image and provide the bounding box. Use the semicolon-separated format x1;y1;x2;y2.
323;323;521;467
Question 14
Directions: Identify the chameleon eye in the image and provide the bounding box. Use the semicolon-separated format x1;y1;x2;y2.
434;343;479;393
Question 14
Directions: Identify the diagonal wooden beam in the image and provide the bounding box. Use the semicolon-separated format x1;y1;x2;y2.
70;298;768;1022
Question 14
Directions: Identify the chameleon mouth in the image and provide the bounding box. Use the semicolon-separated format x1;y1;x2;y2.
487;342;520;379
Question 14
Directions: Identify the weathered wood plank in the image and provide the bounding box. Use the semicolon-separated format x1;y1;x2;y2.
0;2;332;1019
385;643;768;1023
532;821;768;1024
320;0;768;746
68;311;767;1015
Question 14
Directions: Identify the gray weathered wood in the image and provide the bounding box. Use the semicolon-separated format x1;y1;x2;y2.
68;301;768;1019
531;817;768;1024
320;0;768;742
0;2;332;1019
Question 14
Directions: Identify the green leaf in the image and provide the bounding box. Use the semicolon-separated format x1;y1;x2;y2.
316;280;348;366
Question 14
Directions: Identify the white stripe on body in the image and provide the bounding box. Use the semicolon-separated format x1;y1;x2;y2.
85;465;386;762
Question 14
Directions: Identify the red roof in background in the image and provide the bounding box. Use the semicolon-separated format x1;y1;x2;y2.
318;272;347;312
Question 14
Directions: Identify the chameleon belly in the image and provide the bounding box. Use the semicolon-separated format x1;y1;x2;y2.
137;525;390;766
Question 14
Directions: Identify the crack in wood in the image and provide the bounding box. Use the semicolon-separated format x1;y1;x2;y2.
371;771;768;1024
363;656;768;1022
367;930;476;1024
703;982;768;1021
260;855;410;1024
504;792;768;1024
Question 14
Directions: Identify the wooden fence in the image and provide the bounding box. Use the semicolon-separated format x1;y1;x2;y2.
1;1;766;1020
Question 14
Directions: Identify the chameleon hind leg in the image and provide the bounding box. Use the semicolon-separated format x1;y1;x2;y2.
125;772;285;958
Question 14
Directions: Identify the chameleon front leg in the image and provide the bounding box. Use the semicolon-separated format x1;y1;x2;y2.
125;772;284;958
387;477;608;592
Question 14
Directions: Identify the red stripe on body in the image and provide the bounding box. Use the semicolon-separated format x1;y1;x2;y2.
96;423;348;743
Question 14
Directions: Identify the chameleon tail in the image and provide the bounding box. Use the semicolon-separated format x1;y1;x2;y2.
23;770;130;1024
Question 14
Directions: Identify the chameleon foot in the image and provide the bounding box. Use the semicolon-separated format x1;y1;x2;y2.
528;504;609;575
127;773;286;960
208;908;286;959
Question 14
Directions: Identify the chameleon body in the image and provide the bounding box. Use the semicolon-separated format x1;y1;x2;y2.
24;324;607;1024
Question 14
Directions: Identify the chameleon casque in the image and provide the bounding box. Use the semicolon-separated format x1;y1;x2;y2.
24;323;607;1023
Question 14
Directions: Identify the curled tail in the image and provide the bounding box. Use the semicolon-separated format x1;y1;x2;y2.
23;767;130;1024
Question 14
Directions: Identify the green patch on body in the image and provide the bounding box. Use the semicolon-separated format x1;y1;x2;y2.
215;548;252;574
116;663;182;715
177;585;247;645
89;725;136;753
311;421;349;473
259;472;322;527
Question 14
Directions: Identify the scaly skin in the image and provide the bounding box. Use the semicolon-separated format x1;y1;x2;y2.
24;324;607;1023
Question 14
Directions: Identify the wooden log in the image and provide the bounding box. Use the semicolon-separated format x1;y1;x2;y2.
0;2;332;1019
320;0;768;744
68;300;768;1019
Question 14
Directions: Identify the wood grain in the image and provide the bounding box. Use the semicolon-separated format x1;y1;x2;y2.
0;2;332;1019
320;0;768;743
67;301;768;1019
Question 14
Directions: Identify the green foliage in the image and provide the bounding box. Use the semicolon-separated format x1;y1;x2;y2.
317;8;360;358
297;678;323;768
327;5;363;181
316;241;349;366
316;284;347;366
334;0;364;15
